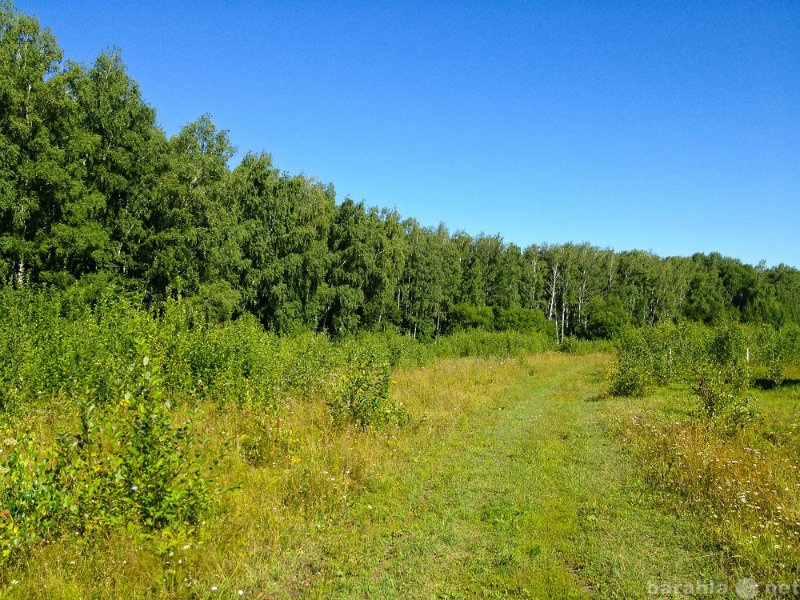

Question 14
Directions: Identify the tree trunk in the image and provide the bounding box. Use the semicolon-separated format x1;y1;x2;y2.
548;264;559;320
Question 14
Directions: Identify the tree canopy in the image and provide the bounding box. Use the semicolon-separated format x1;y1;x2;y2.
1;4;798;339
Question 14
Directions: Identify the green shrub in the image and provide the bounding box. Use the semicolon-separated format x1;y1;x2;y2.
493;307;551;333
435;330;555;359
581;296;628;340
448;303;494;330
327;345;408;429
610;327;654;396
0;284;569;572
0;357;216;568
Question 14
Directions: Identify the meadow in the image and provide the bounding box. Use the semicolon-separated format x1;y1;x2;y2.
2;5;799;597
1;289;799;598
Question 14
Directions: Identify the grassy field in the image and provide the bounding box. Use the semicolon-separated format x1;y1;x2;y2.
3;352;799;598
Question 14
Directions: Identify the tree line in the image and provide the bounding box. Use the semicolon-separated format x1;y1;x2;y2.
2;4;799;339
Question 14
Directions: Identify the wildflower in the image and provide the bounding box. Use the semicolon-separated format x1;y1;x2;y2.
211;586;218;591
131;485;138;492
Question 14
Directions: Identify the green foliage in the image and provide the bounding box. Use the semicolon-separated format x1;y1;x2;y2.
2;3;800;342
434;330;555;359
0;356;215;569
186;281;242;324
328;345;407;429
3;1;799;590
494;306;551;333
117;358;214;530
693;369;737;420
611;322;766;398
0;283;562;568
557;336;613;354
447;304;553;337
581;296;628;340
608;320;800;435
692;371;758;432
448;303;494;330
610;327;653;396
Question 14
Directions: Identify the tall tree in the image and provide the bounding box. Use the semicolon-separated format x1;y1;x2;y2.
520;244;544;312
0;5;66;284
144;114;237;300
399;221;459;338
61;49;166;282
683;253;727;324
233;152;335;332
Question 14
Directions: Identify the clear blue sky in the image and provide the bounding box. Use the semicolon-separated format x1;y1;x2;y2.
18;1;800;268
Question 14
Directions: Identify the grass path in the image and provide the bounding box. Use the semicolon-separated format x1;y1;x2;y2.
3;352;784;598
295;353;725;598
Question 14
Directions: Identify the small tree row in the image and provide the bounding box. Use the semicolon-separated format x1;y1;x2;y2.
611;322;800;422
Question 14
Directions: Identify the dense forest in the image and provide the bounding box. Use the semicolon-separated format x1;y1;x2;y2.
2;4;799;340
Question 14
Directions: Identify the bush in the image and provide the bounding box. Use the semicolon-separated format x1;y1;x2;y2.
448;303;494;331
327;344;408;429
0;284;566;572
0;357;216;568
610;327;654;396
581;296;628;340
434;330;555;359
608;321;772;430
557;337;612;354
493;307;551;334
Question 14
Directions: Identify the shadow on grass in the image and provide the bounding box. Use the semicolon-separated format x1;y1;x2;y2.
753;378;800;390
584;392;610;403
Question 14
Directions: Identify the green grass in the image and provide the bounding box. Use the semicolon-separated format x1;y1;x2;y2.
3;352;797;598
614;376;800;587
294;353;731;599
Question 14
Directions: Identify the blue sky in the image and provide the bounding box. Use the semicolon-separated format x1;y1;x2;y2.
18;1;800;268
